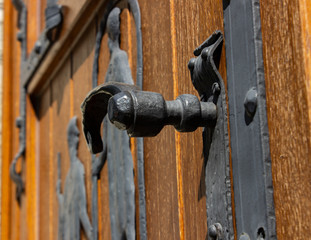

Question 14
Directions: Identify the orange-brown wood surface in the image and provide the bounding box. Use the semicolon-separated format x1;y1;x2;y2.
260;0;311;239
3;0;311;239
1;0;14;239
2;0;229;239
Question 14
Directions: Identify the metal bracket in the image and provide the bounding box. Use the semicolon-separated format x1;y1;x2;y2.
10;0;63;204
223;1;276;239
189;31;233;240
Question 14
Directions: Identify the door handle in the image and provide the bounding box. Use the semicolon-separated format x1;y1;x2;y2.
108;90;217;137
81;31;223;154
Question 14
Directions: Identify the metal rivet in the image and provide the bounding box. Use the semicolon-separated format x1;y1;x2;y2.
35;41;42;54
188;58;195;71
239;233;250;240
244;87;257;117
17;31;23;42
15;117;22;129
201;48;209;60
212;82;221;95
208;223;223;239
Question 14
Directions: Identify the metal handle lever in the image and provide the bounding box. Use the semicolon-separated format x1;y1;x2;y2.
108;90;217;137
81;82;217;153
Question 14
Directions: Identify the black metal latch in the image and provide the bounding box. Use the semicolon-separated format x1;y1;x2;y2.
81;30;233;239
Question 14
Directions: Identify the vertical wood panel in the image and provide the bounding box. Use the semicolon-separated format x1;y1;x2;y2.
11;6;21;240
38;89;50;240
260;1;311;239
96;6;112;240
139;1;180;239
25;96;38;240
27;0;39;54
1;0;14;239
172;1;228;239
72;20;96;240
171;1;229;239
51;59;71;240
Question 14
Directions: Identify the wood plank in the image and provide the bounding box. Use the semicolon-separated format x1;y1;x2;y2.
51;59;71;240
95;6;112;240
172;1;229;239
139;0;180;239
71;19;96;240
37;88;50;240
27;0;39;54
260;1;311;238
39;0;47;33
10;7;22;240
23;96;37;240
1;0;15;239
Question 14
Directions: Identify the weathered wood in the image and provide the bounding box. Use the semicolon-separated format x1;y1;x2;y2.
260;0;311;239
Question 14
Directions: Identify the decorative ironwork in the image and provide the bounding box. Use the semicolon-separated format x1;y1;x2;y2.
223;0;276;239
91;4;145;239
82;30;233;238
9;0;27;205
56;117;93;240
10;0;63;204
89;4;143;239
188;31;233;240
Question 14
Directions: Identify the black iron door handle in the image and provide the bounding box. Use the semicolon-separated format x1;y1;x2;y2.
107;90;217;136
81;31;224;154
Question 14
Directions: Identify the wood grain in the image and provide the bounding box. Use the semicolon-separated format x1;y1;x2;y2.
25;96;38;240
28;0;108;96
51;59;71;240
72;20;96;240
260;1;311;239
1;1;14;239
38;88;51;240
139;0;180;239
96;5;112;240
173;1;228;239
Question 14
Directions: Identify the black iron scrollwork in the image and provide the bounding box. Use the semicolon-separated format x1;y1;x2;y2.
10;0;63;204
9;0;27;205
56;117;93;240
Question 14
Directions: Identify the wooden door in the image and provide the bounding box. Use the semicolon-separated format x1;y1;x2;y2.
1;0;311;240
